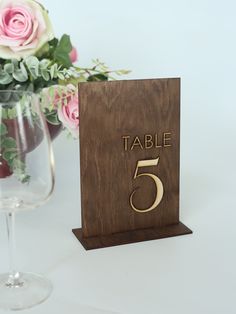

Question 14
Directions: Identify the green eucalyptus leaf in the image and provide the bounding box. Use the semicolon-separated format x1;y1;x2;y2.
25;56;40;79
57;72;65;80
4;63;14;74
11;157;30;183
41;69;50;81
11;59;19;70
39;59;51;70
0;72;13;84
115;69;131;75
2;151;17;161
20;62;28;78
13;69;28;82
50;64;56;79
45;110;61;125
2;137;17;149
12;60;28;82
25;56;38;67
0;123;7;136
12;158;25;170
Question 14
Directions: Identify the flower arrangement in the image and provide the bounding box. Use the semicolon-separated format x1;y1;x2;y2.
0;0;129;182
0;0;130;138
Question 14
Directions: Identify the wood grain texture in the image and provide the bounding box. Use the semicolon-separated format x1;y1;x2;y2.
73;222;192;250
74;78;192;249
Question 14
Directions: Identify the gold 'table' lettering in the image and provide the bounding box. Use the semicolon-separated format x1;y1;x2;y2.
130;136;144;150
122;132;172;151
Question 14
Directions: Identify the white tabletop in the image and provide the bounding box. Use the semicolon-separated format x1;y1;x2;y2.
0;131;235;314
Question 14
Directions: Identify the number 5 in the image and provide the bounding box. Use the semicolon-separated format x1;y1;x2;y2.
130;157;164;213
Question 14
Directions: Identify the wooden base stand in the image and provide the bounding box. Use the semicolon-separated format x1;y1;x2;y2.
72;222;192;250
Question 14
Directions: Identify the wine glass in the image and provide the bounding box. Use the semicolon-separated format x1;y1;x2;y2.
0;90;55;310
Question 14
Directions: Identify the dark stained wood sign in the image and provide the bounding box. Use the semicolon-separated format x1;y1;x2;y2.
72;78;192;250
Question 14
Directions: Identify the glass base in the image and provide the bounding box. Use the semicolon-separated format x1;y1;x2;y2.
0;272;52;311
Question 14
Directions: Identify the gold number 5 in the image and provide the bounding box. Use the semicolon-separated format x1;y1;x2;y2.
130;157;164;213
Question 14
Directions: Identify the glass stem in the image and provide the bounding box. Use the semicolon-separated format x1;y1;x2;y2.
5;212;22;287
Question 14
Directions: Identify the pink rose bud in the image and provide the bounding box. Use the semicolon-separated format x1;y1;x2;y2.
69;47;78;63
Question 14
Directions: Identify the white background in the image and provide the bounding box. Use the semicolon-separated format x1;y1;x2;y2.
1;0;236;313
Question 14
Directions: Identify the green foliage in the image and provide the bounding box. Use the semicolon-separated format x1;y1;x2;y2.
11;158;30;184
75;59;131;82
0;71;12;84
44;109;61;125
0;32;131;152
13;61;28;82
25;56;40;79
35;43;50;59
2;137;17;149
0;34;79;92
0;123;7;136
2;150;17;161
45;38;59;60
0;122;30;183
0;23;131;184
0;35;130;97
54;34;73;68
87;73;108;82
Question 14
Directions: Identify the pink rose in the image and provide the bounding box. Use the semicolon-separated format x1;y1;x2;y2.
69;46;78;63
0;0;54;59
41;85;79;138
57;88;79;138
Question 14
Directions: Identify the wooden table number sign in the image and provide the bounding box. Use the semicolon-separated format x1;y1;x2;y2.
72;78;192;250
